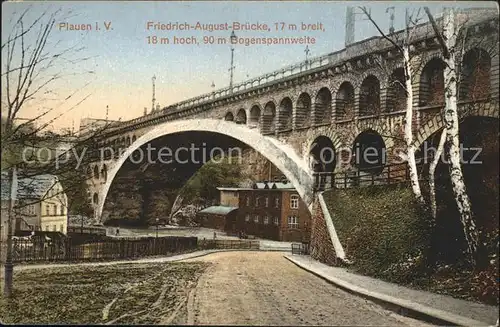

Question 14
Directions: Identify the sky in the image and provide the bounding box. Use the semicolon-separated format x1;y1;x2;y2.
1;1;497;132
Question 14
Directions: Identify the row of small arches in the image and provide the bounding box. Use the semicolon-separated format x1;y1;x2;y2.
223;48;492;134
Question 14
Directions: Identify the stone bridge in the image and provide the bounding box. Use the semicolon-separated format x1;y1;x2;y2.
84;9;498;222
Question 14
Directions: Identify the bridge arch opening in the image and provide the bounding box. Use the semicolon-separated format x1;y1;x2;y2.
249;105;261;128
224;111;234;121
416;116;498;264
387;68;407;112
295;93;312;129
309;135;336;190
236;109;247;124
102;164;108;182
278;97;293;131
359;75;381;116
262;102;276;134
97;119;314;222
419;58;445;106
314;88;332;125
352;130;386;174
336;82;354;120
93;165;100;180
459;48;491;101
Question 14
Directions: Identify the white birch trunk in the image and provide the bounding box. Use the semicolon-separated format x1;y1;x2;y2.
403;46;425;205
442;8;478;261
429;129;447;219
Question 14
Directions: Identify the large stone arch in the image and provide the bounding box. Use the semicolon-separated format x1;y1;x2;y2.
413;103;500;149
346;122;395;153
97;119;315;219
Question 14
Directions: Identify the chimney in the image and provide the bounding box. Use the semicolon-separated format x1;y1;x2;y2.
143;107;147;116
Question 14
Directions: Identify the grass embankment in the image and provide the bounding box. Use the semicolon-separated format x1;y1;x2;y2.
323;184;498;305
324;185;431;283
0;262;209;324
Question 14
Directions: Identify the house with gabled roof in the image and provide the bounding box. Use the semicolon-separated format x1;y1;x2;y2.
1;171;68;241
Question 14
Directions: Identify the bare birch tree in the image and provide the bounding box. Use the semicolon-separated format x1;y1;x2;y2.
360;7;425;205
424;7;479;263
1;6;115;217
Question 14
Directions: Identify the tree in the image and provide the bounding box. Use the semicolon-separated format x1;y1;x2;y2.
1;6;113;214
424;7;479;264
360;6;425;205
1;6;112;297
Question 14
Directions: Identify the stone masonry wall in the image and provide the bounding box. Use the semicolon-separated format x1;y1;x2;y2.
309;194;337;266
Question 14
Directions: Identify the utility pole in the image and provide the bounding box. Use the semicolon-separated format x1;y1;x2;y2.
346;6;371;47
304;45;310;67
105;105;109;122
345;7;355;46
229;31;237;93
152;75;156;112
4;165;17;298
386;7;395;34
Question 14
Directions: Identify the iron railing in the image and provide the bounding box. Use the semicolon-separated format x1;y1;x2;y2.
0;236;198;263
313;162;426;191
291;242;310;255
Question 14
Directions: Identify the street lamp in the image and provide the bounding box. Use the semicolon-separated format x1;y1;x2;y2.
229;31;237;92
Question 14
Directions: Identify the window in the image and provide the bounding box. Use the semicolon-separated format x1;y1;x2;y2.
245;214;250;222
288;216;299;229
246;197;251;206
255;197;260;207
28;205;35;215
52;225;56;231
233;191;238;197
60;206;64;216
263;216;269;225
45;204;50;216
274;217;279;225
45;225;49;231
265;197;269;207
253;215;259;223
60;224;64;232
53;204;57;215
290;195;299;209
275;197;280;208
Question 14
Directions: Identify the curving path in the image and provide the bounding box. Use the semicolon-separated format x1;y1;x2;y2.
180;251;434;326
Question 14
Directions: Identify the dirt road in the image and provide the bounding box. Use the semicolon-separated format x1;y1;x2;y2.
180;251;433;326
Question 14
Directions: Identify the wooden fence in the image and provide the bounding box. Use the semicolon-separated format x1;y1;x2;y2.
2;236;198;263
198;239;260;250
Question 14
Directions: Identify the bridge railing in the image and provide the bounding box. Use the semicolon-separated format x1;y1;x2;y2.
313;162;427;191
